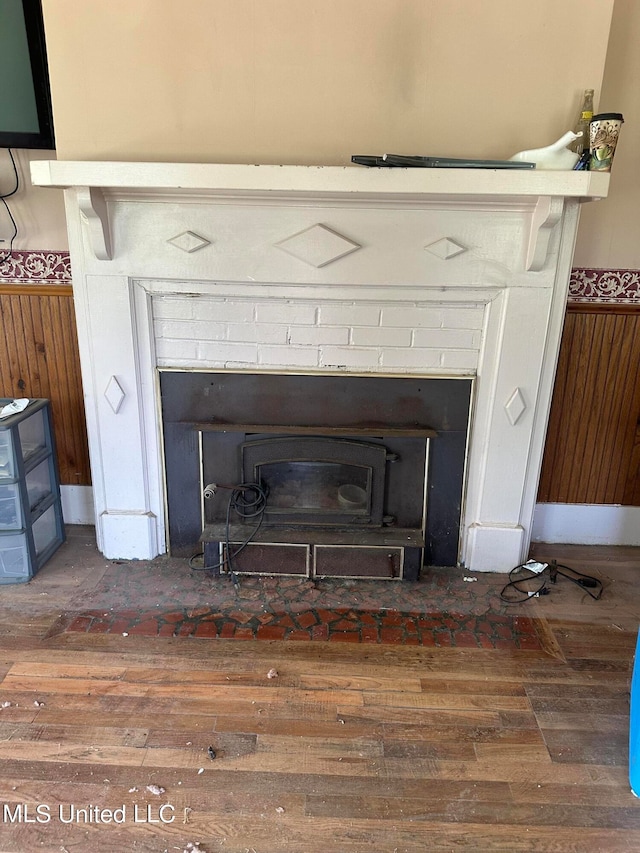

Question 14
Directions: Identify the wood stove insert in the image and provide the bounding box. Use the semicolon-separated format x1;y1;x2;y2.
241;436;390;526
160;372;471;580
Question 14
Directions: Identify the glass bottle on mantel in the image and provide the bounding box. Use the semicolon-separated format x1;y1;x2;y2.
569;89;595;154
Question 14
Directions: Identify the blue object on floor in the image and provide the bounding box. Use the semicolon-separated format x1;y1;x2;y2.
631;630;640;796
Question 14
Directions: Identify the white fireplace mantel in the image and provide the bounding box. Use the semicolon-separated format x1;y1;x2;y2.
32;161;609;571
33;161;608;270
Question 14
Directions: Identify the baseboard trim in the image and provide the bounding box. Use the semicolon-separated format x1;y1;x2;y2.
533;503;640;546
60;485;94;525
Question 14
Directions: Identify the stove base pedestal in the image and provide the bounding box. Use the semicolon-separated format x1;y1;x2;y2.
202;526;424;581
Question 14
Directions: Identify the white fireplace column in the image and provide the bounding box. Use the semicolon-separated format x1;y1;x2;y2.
31;162;609;570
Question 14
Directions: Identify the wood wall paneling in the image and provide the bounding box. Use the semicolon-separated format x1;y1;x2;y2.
0;285;90;486
538;304;640;506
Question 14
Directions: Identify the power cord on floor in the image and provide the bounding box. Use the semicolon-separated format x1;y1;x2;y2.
499;559;603;604
188;482;268;585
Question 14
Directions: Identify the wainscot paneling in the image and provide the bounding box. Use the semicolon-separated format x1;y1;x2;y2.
538;302;640;506
0;283;91;486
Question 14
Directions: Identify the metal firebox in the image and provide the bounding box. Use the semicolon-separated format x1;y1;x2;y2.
160;372;471;580
241;436;392;527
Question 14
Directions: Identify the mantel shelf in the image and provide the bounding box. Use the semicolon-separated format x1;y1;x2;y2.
31;160;610;203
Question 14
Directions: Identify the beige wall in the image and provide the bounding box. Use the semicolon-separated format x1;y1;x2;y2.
0;150;69;251
41;0;614;165
574;0;639;268
12;0;636;264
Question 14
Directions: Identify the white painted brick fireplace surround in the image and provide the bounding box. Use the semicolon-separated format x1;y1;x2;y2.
32;162;608;572
153;296;484;373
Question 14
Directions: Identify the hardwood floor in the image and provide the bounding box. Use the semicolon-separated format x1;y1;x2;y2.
0;535;639;851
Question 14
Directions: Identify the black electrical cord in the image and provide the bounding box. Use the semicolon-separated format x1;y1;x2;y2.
0;149;20;266
500;559;603;604
189;482;268;582
500;563;549;603
554;561;604;600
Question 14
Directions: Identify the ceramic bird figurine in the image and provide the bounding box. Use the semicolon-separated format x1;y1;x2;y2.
509;131;581;170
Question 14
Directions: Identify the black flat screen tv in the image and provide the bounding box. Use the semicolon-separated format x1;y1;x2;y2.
0;0;55;149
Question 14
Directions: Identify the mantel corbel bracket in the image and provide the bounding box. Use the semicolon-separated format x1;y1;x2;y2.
526;196;564;272
77;186;112;260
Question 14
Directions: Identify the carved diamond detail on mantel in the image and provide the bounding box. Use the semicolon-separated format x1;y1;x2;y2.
167;230;211;253
276;224;361;268
425;237;467;260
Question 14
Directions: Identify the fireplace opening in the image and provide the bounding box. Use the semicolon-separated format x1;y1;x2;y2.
160;372;471;580
240;436;390;526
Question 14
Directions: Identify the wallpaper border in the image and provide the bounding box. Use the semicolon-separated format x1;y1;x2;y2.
569;268;640;303
0;251;72;283
0;254;638;304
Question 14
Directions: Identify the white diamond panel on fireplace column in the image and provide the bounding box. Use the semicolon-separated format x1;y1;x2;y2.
81;274;163;560
104;376;125;414
463;283;568;572
504;388;527;426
